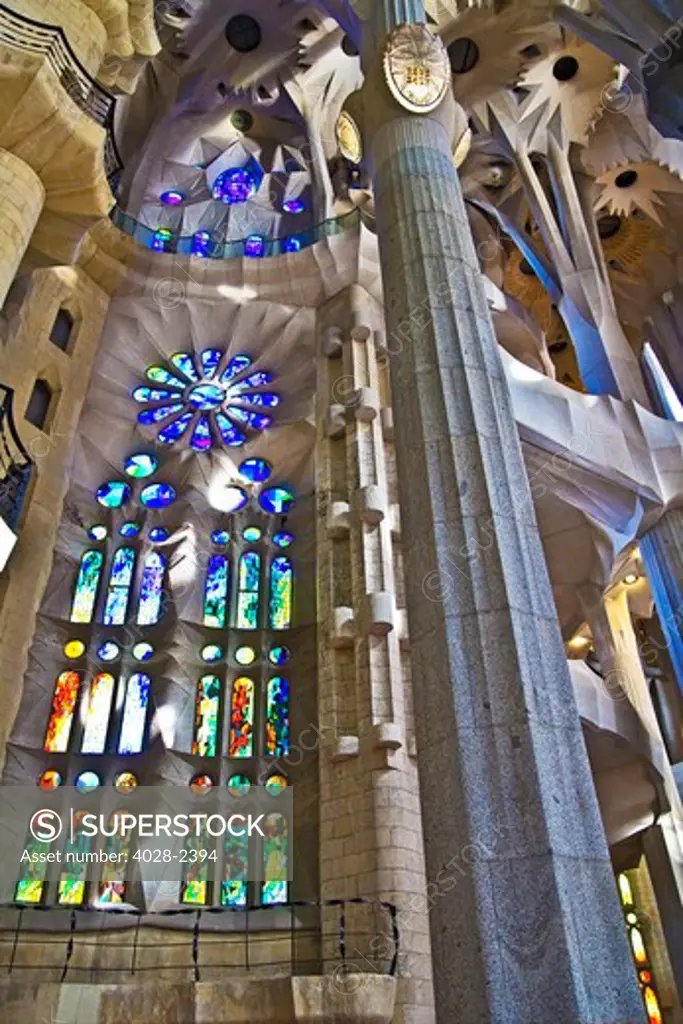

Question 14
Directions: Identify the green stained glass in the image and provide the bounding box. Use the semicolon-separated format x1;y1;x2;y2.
58;811;92;905
181;832;210;905
221;833;248;907
70;550;104;623
15;835;51;904
262;812;288;905
269;557;293;630
266;676;289;757
96;813;133;905
204;555;229;628
193;675;220;757
237;551;260;629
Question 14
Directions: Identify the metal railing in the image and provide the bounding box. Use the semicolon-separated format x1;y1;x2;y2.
0;386;33;532
0;899;399;982
0;3;122;180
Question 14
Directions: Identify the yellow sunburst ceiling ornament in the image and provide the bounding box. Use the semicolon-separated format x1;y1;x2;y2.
595;162;683;224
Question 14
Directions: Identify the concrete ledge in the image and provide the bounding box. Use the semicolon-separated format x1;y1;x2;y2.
0;975;397;1023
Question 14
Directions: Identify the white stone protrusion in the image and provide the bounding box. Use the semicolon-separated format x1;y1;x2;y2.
322;327;344;358
389;503;401;539
374;328;388;356
396;609;410;648
359;485;387;526
373;722;403;751
330;735;360;762
330;606;356;648
325;404;347;439
351;386;379;421
380;406;394;440
366;592;395;635
350;322;372;341
327;502;351;538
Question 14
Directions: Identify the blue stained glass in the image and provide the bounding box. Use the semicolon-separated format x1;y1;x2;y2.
213;168;257;204
201;349;222;379
75;771;100;793
71;550;104;623
161;189;184;206
283;198;305;214
244;235;265;258
133;642;154;661
201;644;224;663
269;645;291;666
158;411;193;444
132;387;174;404
237;551;261;630
124;453;158;478
97;641;120;662
260;487;295;515
149;527;169;542
236;392;280;408
218;486;249;512
118;674;150;755
239;458;272;483
119;522;140;538
146;366;186;390
273;531;294;549
229;372;274;392
88;525;107;542
283;237;301;253
187;384;225;411
204;555;229;628
138;403;184;426
212;530;230;545
228;408;272;430
137;551;166;626
192;231;212;257
171;352;200;382
140;483;176;509
153;229;174;253
243;526;262;543
265;676;289;756
269;557;293;630
96;482;131;508
215;413;246;446
104;547;136;626
220;356;251;383
190;416;213;451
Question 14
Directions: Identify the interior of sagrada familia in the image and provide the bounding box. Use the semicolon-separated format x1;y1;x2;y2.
2;0;683;1021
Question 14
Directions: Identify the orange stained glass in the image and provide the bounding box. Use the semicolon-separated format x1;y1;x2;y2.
228;676;254;757
630;927;648;965
618;872;634;907
644;986;663;1024
44;672;80;753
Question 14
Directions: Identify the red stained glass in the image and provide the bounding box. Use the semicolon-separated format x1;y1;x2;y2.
44;672;80;753
228;677;254;757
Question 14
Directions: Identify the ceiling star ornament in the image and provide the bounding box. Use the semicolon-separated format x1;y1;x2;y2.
383;23;450;115
594;162;683;225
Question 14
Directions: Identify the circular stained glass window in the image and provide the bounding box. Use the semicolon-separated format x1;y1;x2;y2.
212;530;230;545
273;531;294;549
98;641;121;662
161;189;184;206
227;774;251;796
242;526;262;543
64;640;86;659
260;487;295;515
133;642;154;662
96;481;131;508
125;453;158;479
149;527;169;543
140;483;176;509
213;168;257;204
187;383;226;411
239;458;272;483
201;644;224;663
214;486;249;513
265;774;288;795
120;522;141;538
75;771;101;794
283;198;305;215
245;234;265;258
269;645;291;666
235;646;256;666
115;772;138;794
38;770;62;791
88;525;108;541
190;774;213;795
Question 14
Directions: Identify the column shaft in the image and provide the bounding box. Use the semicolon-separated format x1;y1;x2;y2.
641;508;683;698
0;150;44;310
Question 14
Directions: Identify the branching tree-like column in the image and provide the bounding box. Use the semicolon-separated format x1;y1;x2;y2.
362;4;646;1021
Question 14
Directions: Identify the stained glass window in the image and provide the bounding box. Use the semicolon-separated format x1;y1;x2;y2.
137;551;166;625
98;641;120;662
38;770;62;791
124;453;158;478
70;550;104;623
96;812;133;905
181;831;211;905
260;487;295;515
96;481;131;508
140;483;176;508
266;676;289;757
103;547;136;626
237;552;261;629
204;554;229;628
221;833;248;907
262;812;288;905
64;640;85;659
44;671;80;753
58;811;92;905
617;871;664;1024
115;772;138;794
228;677;254;757
15;835;51;904
88;525;108;541
269;557;293;630
239;458;272;483
81;673;115;754
75;770;100;793
193;675;221;757
118;673;150;755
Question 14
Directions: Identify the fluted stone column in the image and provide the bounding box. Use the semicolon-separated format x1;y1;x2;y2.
0;151;44;310
641;508;683;698
365;6;645;1022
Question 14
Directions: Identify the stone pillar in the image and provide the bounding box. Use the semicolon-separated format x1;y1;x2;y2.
0;151;44;311
365;7;645;1022
643;824;683;1008
641;508;683;698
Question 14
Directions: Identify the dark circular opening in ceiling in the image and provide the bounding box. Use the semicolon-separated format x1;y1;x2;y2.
615;169;638;188
342;35;359;57
225;15;262;53
231;109;254;132
520;258;535;276
597;214;622;239
553;55;579;81
448;38;480;74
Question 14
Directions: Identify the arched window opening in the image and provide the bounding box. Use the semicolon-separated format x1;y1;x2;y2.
193;674;220;757
204;554;229;628
236;551;260;629
25;378;53;431
96;812;134;905
269;557;293;630
70;550;104;623
50;308;75;352
265;676;289;757
44;671;80;753
103;547;136;626
137;551;166;625
81;673;115;754
118;673;150;755
262;812;288;905
228;676;254;757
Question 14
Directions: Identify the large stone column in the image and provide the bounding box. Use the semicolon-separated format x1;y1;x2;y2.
0;150;44;310
641;508;683;698
365;7;645;1022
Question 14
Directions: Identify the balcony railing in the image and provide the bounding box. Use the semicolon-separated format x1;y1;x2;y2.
0;3;122;180
0;386;33;534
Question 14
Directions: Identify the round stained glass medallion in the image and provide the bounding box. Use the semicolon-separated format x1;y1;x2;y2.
265;774;288;795
187;384;225;411
239;458;272;483
75;771;101;794
115;772;138;794
260;487;295;515
149;527;170;543
227;774;251;796
98;641;121;663
336;110;363;164
120;522;141;538
235;646;256;666
38;770;62;791
201;644;224;663
161;189;184;206
213;168;257;204
269;645;291;666
213;485;249;514
242;526;262;543
383;23;450;114
133;642;154;662
140;483;176;509
212;529;230;545
88;525;108;541
283;198;305;214
96;481;131;508
64;640;86;659
125;453;158;479
245;234;265;258
190;774;213;795
273;531;294;549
